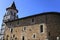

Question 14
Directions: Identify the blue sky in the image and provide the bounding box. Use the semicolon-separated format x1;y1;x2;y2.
0;0;60;28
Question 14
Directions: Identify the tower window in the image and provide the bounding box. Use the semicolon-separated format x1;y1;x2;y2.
23;27;26;31
40;25;43;33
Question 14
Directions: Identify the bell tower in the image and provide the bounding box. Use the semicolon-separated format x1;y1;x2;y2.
3;2;18;22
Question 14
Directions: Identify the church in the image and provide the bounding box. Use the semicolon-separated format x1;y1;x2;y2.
1;2;60;40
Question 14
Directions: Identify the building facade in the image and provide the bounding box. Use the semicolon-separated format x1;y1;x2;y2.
2;2;60;40
0;22;5;40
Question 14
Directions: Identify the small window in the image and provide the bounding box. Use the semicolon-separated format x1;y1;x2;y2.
32;18;34;22
13;34;15;38
33;35;35;38
23;27;26;31
32;34;36;39
10;28;13;33
40;25;43;33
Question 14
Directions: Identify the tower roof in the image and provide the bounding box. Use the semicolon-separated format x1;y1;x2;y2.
6;2;18;12
11;1;16;9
